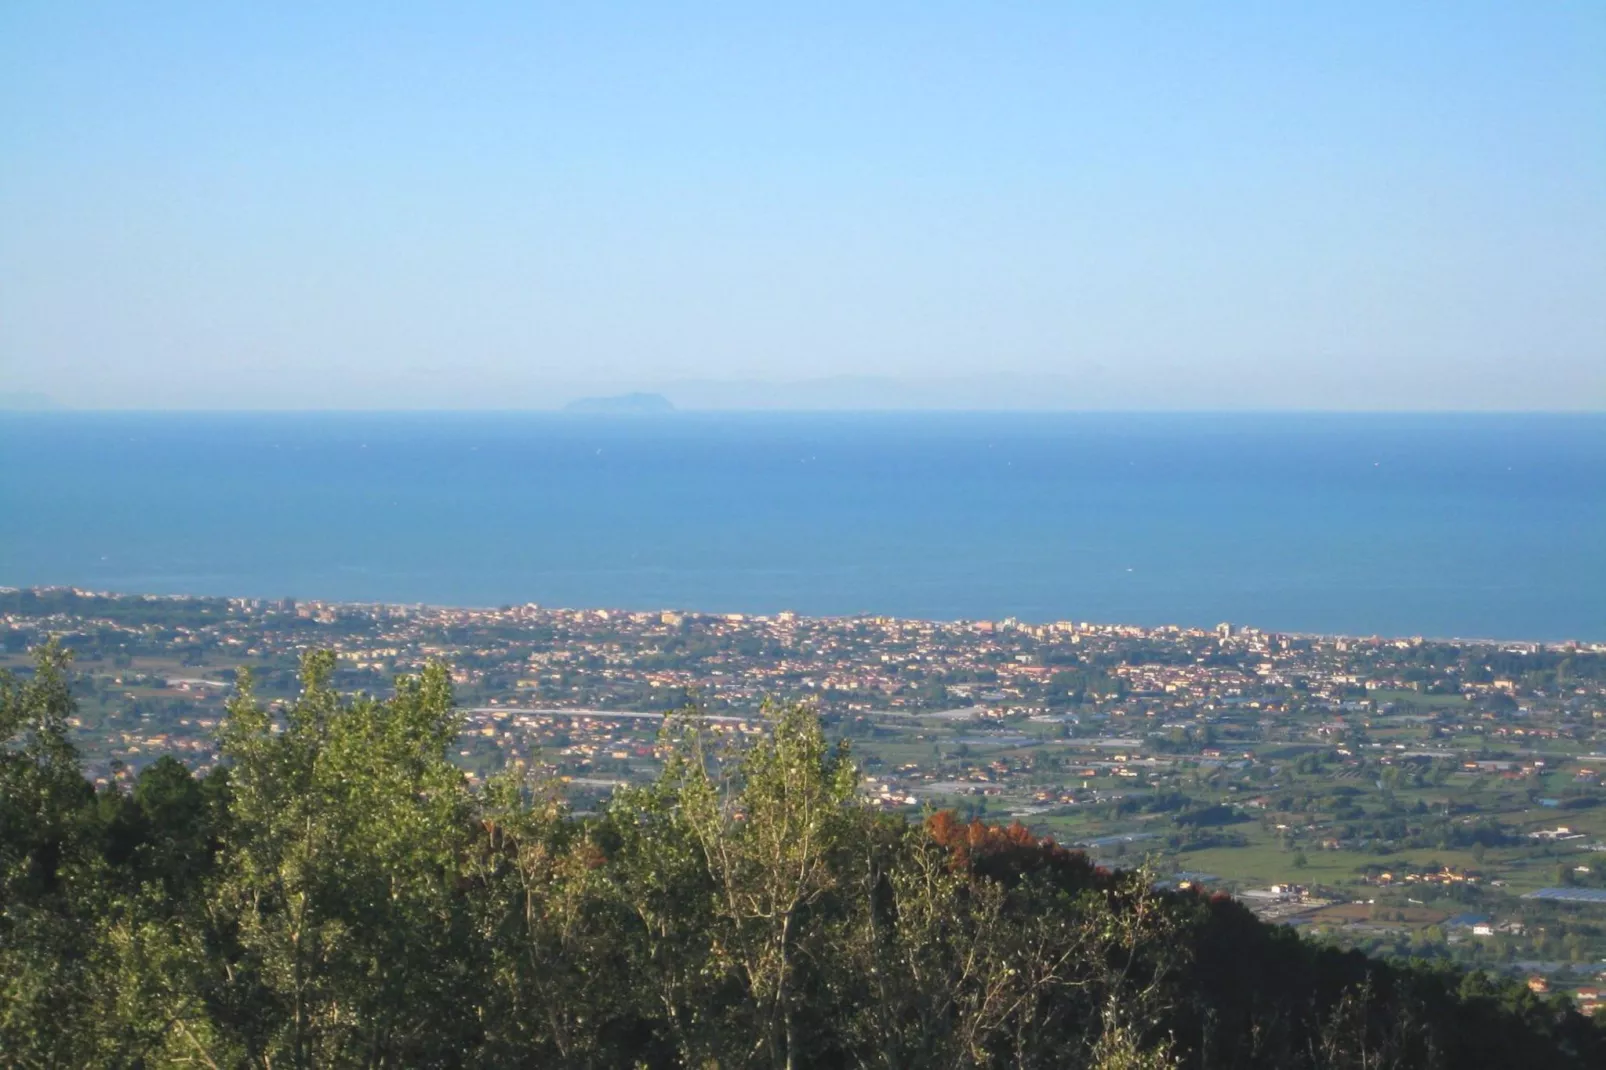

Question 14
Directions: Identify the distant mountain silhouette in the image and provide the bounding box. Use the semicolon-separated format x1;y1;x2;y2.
0;391;63;411
564;391;675;414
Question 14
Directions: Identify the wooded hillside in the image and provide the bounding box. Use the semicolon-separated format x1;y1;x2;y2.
3;643;1601;1068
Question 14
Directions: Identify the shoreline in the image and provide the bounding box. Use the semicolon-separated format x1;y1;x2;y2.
6;583;1600;651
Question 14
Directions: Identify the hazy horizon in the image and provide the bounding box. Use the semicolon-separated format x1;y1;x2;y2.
6;376;1606;414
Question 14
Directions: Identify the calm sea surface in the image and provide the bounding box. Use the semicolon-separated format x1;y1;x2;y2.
2;412;1602;641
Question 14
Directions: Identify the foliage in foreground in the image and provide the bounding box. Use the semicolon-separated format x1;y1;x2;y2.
2;642;1603;1068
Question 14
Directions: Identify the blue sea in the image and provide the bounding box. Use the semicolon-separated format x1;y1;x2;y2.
2;412;1602;641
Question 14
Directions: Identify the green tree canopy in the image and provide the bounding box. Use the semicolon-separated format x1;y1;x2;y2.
1;643;1601;1068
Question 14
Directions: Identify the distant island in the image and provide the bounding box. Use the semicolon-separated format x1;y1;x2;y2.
564;391;675;414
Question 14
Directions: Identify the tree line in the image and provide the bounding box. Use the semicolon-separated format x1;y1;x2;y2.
3;641;1603;1068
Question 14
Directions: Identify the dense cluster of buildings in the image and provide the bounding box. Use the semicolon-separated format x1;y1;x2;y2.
4;586;1603;780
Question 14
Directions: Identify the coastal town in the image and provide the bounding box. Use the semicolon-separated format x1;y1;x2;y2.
6;585;1606;1005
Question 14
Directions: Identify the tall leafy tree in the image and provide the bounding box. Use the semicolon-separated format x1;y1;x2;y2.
0;639;128;1066
201;651;479;1067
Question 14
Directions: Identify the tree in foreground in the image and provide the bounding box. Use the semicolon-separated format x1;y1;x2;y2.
2;643;1603;1068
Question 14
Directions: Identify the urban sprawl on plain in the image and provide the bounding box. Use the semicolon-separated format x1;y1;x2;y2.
7;586;1606;1008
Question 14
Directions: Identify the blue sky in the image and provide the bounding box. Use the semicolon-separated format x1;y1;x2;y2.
1;2;1601;409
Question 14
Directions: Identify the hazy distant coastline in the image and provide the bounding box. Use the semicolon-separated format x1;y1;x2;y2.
563;392;676;414
0;391;63;411
10;373;1603;413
